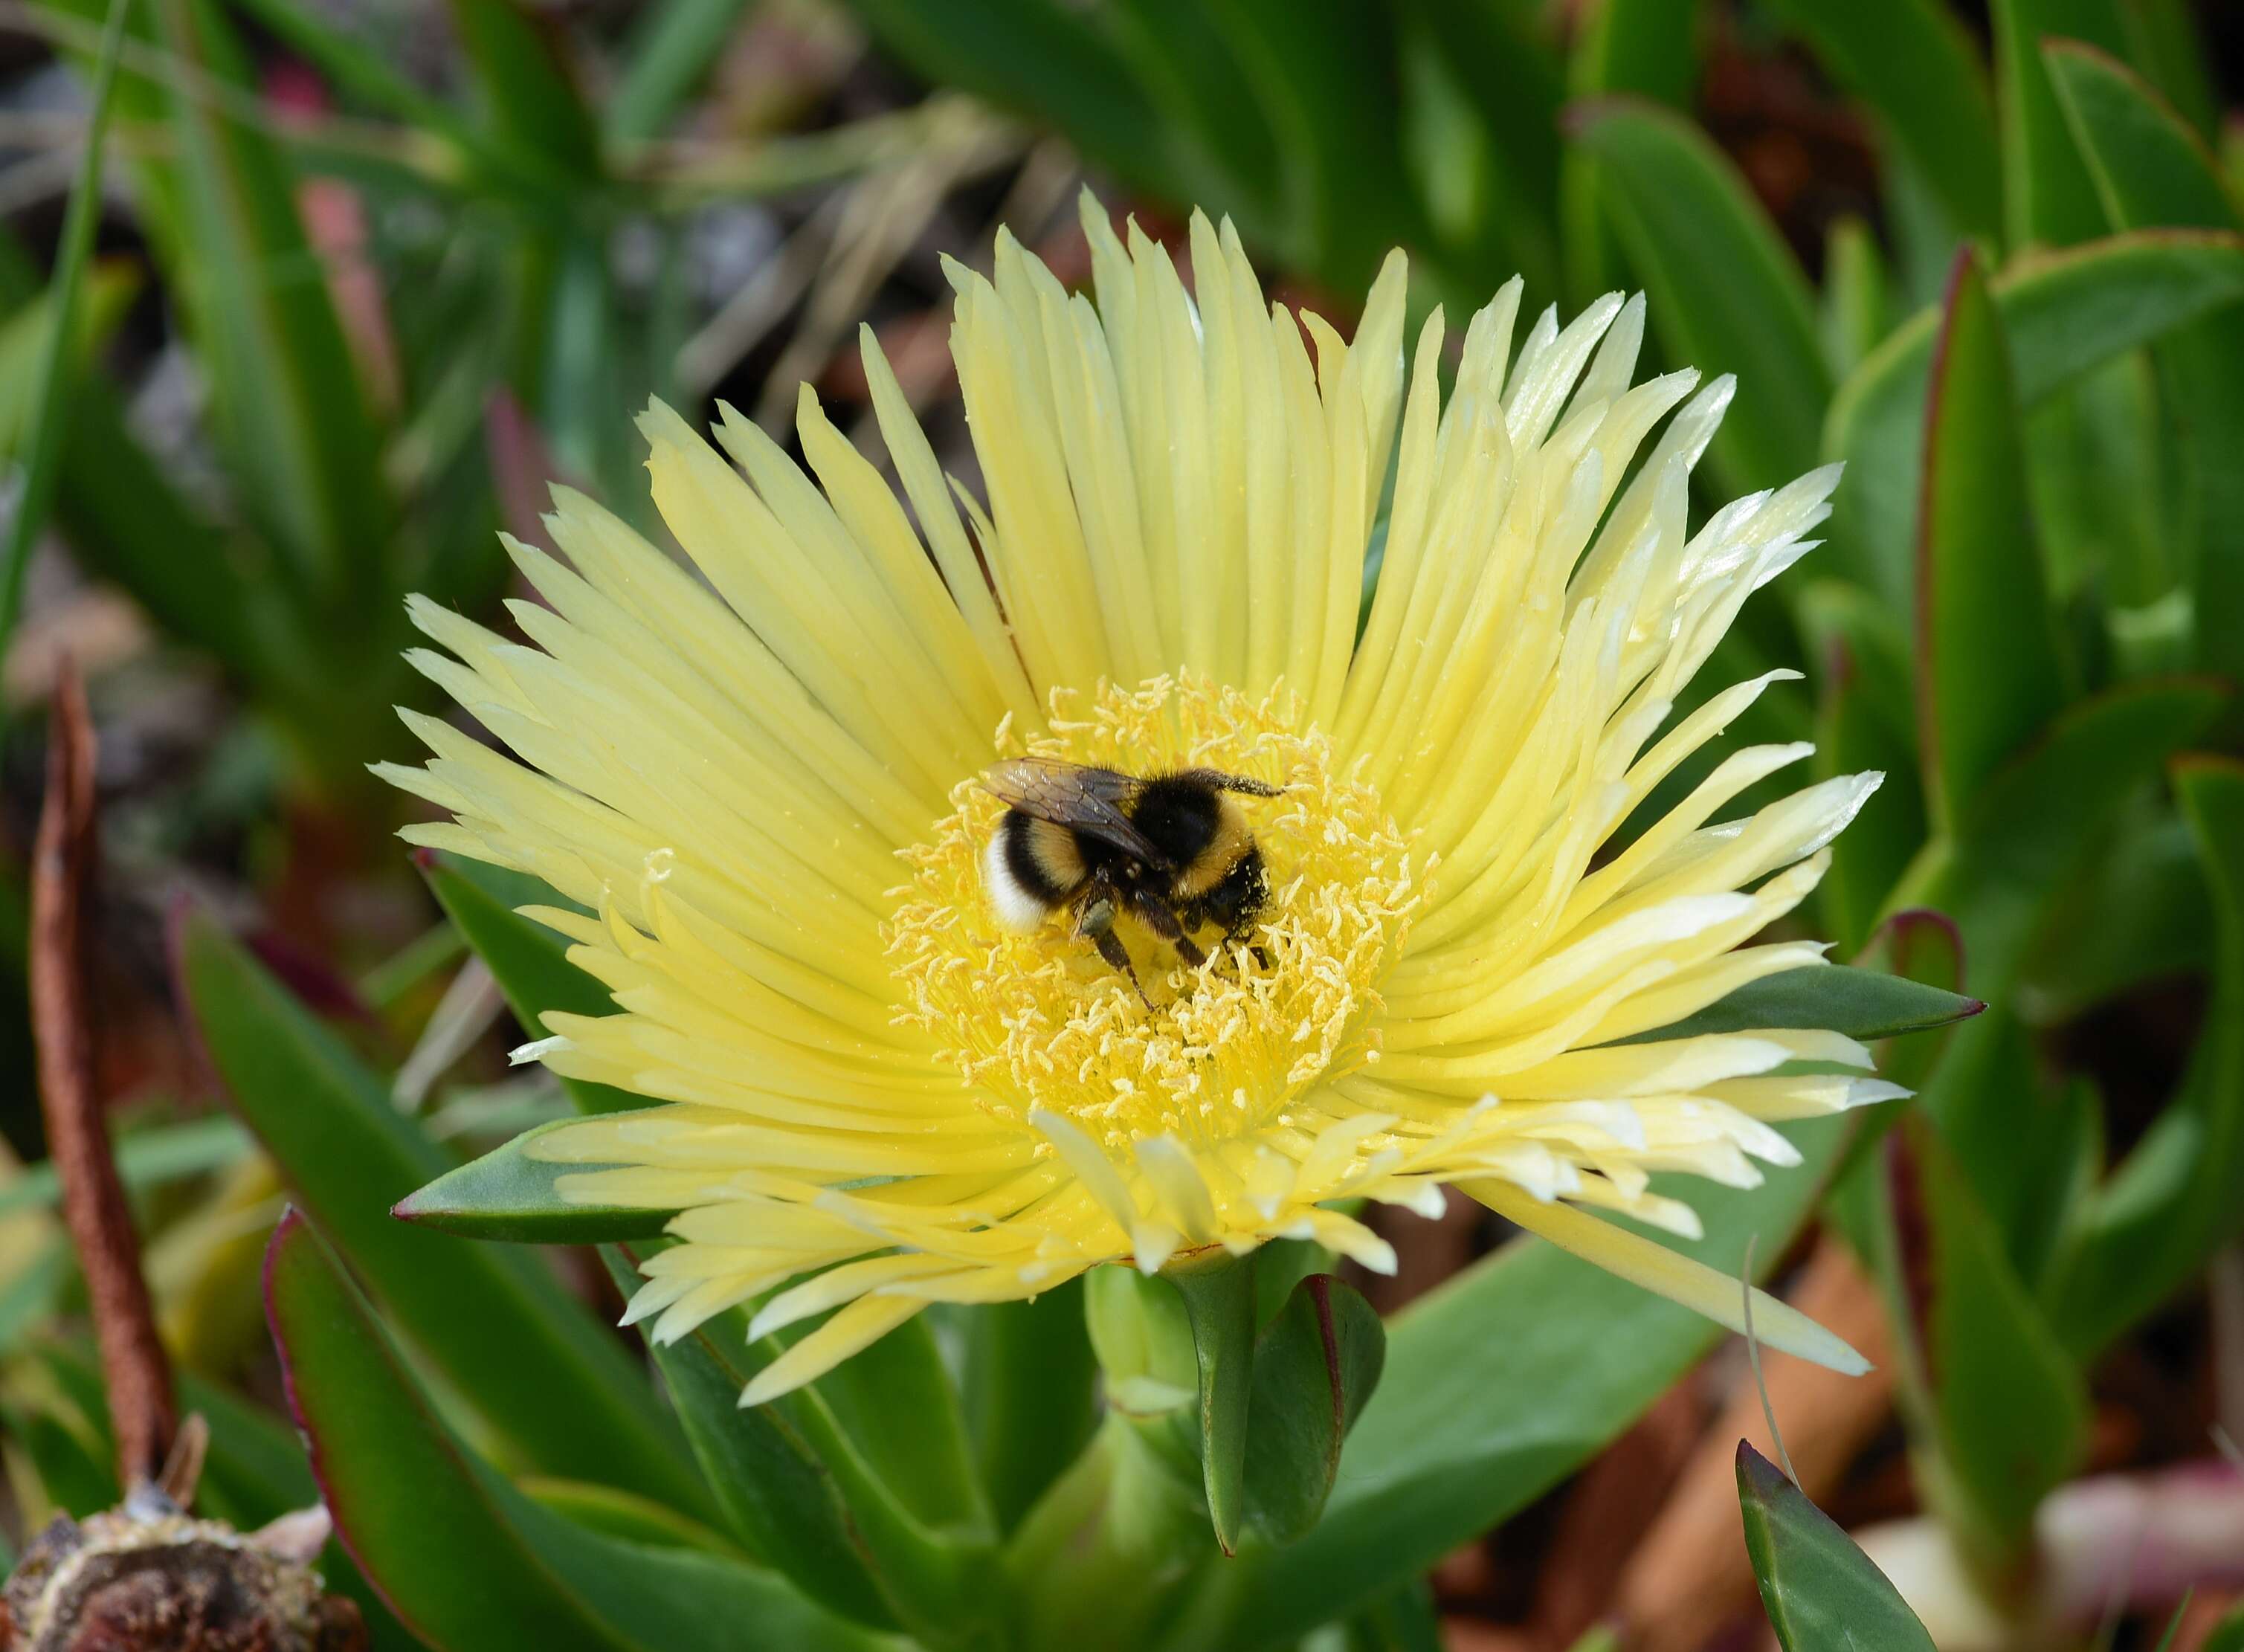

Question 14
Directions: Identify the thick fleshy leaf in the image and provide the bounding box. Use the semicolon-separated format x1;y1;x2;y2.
1169;1251;1258;1555
1992;0;2129;248
1799;584;1924;953
393;1115;674;1242
1197;0;1422;292
1171;1114;1854;1648
1897;679;2225;1001
605;1245;1002;1645
518;1480;745;1559
960;1280;1100;1533
2048;759;2244;1355
174;904;710;1517
1819;217;1892;379
2046;42;2242;232
263;1212;894;1652
1875;1116;2090;1564
1567;97;1829;494
2043;43;2244;698
1762;0;2001;242
840;0;1222;257
2019;804;2209;1021
1240;1275;1384;1546
1605;964;1981;1048
1557;0;1697;304
596;1248;894;1629
1405;0;1564;294
1915;249;2069;827
420;851;641;1114
1884;682;2223;1278
1825;230;2244;610
1737;1442;1937;1652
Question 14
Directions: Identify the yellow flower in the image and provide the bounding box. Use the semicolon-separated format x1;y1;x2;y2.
382;196;1892;1404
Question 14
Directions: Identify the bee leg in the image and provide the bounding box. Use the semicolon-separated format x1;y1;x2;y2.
1077;890;1153;1007
1130;892;1207;969
1092;929;1152;1007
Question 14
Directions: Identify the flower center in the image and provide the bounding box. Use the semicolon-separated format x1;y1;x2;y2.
887;677;1420;1149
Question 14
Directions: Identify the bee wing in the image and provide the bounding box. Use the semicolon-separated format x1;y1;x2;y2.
982;758;1170;868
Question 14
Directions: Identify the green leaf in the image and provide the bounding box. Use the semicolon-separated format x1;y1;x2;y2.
960;1278;1100;1533
79;0;396;607
0;262;135;457
1558;0;1698;305
1167;1251;1257;1555
1825;229;2244;614
444;0;601;178
3;1399;117;1518
173;904;712;1518
263;1211;897;1652
0;0;129;654
1172;1114;1855;1648
2046;42;2243;232
1400;0;1564;295
519;1478;747;1559
1896;678;2225;1001
225;0;549;199
1737;1442;1937;1652
419;851;641;1113
2205;1603;2244;1652
1240;1275;1385;1546
2043;43;2244;698
1874;1115;2090;1565
2018;804;2208;1020
840;0;1211;248
1604;964;1982;1048
597;1248;896;1630
1915;249;2069;827
1819;216;1891;380
393;1114;674;1242
2048;758;2244;1355
606;0;759;146
1567;97;1831;494
1104;0;1283;228
0;1115;251;1221
604;1245;1004;1646
0;232;277;693
1993;0;2129;248
1799;585;1925;954
1762;0;2002;242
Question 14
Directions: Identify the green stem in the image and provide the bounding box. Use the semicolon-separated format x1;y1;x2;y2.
1005;1416;1209;1652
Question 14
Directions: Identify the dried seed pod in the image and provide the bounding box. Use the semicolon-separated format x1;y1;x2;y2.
2;1491;366;1652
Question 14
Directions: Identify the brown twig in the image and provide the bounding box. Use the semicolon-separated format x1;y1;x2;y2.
30;661;174;1488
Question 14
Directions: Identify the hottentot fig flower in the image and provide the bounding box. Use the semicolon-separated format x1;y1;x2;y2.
381;193;1895;1404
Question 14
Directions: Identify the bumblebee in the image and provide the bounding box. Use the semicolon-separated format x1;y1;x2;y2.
981;758;1281;1000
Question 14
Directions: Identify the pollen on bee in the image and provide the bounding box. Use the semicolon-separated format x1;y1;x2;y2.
883;675;1424;1150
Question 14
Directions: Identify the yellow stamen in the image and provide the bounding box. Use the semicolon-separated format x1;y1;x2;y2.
886;675;1422;1152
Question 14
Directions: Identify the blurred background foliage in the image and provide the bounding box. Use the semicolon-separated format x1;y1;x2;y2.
0;0;2240;1648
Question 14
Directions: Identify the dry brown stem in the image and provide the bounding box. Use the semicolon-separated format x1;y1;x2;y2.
30;663;174;1489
